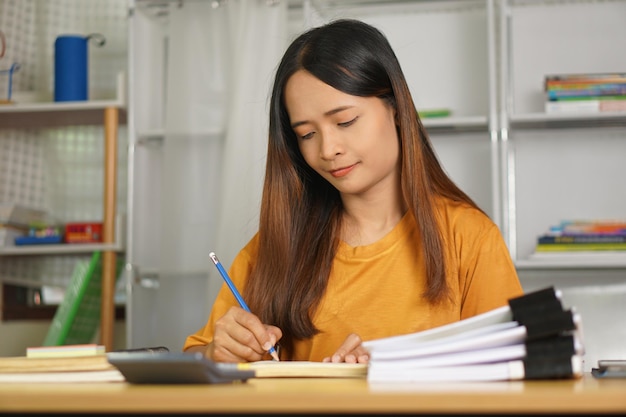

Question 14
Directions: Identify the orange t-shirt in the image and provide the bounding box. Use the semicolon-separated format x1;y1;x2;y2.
183;199;523;361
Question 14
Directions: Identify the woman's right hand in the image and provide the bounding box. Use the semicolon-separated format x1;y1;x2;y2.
205;306;282;363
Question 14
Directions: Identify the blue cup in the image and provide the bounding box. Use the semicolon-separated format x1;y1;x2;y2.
54;34;105;102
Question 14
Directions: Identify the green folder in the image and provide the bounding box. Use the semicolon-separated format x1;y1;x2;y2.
43;251;123;346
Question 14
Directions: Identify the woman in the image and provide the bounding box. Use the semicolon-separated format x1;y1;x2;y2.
184;18;523;363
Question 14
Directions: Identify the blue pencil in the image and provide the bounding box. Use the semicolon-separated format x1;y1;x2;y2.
209;252;280;361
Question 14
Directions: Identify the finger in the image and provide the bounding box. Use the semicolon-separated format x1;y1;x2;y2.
353;346;370;364
214;307;282;362
344;354;357;363
212;322;265;362
330;333;363;362
209;339;245;363
230;310;271;356
213;307;267;361
264;325;283;351
231;309;285;360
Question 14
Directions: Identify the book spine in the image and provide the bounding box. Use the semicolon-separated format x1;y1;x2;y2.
545;73;626;80
550;94;626;101
545;73;626;85
559;219;626;226
547;82;626;91
545;99;626;113
535;243;626;252
555;221;626;234
538;235;626;244
548;87;626;99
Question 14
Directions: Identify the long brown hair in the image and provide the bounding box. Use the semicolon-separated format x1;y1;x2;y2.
243;18;481;358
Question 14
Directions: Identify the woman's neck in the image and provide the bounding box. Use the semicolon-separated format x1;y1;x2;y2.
340;185;407;247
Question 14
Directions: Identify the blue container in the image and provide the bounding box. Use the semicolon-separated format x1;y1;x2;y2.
54;35;88;101
54;33;105;102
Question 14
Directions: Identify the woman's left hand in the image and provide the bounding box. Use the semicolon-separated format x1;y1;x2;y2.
322;333;370;363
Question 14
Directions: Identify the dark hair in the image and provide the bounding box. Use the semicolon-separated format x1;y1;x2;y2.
243;18;481;358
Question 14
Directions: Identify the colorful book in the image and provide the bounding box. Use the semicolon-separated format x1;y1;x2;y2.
535;243;626;252
552;221;626;235
538;234;626;244
545;73;626;89
545;72;626;80
547;82;626;91
545;99;626;114
547;91;626;101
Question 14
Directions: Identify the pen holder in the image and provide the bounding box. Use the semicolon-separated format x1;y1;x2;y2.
0;62;19;104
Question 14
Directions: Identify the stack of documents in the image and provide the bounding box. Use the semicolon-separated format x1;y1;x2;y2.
364;287;584;382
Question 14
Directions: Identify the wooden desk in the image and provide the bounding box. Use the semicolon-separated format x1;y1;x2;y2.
0;373;625;415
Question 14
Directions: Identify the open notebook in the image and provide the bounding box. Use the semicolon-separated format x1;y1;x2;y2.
238;360;367;378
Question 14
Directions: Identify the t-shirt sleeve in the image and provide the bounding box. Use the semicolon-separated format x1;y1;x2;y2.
456;217;524;319
182;240;256;351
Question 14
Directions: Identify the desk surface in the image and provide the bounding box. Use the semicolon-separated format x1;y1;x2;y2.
0;373;625;415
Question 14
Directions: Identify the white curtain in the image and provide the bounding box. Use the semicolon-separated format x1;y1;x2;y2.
162;0;289;303
215;1;289;268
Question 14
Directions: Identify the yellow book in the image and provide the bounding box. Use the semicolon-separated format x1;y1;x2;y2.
0;355;122;383
0;354;114;373
535;243;626;252
237;361;368;378
26;344;106;358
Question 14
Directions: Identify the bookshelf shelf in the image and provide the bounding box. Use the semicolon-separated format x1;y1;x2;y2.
0;216;125;256
0;74;127;129
0;98;124;113
516;253;626;270
501;0;626;269
422;115;488;132
0;76;126;350
0;100;128;129
0;243;122;256
135;127;223;145
509;112;626;130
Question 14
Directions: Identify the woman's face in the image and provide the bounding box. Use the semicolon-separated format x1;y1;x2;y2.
284;70;400;197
